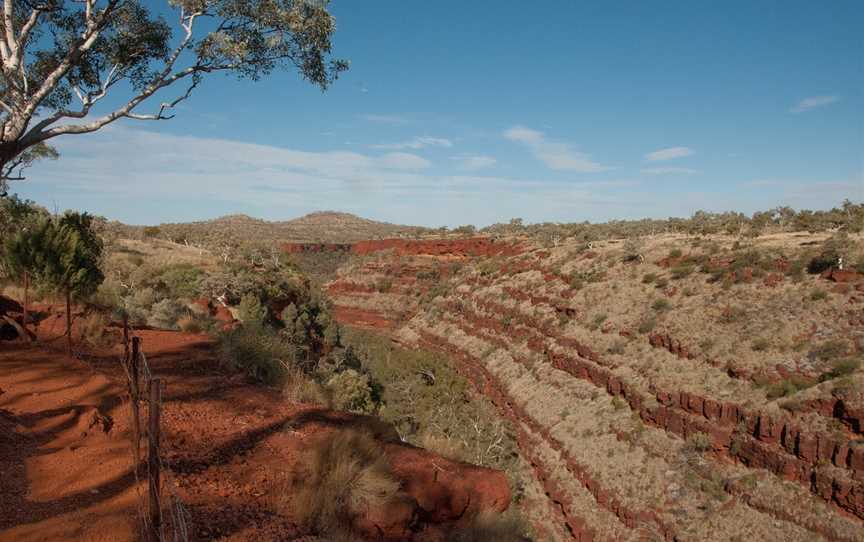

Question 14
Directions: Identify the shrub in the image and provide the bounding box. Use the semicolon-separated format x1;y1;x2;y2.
237;294;267;325
147;299;185;330
807;254;838;274
642;272;657;284
809;289;828;301
607;340;626;355
820;358;861;382
638;317;656;334
283;370;331;406
751;337;770;352
326;369;376;414
809;339;848;361
157;264;204;299
288;429;403;539
671;265;693;280
376;278;393;293
79;311;114;346
651;298;671;312
766;376;815;399
177;315;209;334
668;248;683;258
218;325;292;385
655;277;668;289
590;313;608;329
685;432;712;453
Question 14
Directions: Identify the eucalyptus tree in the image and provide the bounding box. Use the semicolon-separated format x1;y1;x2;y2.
0;0;347;193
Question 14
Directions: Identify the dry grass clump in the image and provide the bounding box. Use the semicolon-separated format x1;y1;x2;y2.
446;509;530;542
290;428;404;540
283;370;331;406
79;311;116;347
419;432;470;463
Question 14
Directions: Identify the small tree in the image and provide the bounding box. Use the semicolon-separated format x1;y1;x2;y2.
41;213;104;352
0;217;51;335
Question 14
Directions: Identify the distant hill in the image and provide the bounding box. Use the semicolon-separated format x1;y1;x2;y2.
112;211;431;246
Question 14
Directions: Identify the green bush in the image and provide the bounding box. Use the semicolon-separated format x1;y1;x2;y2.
651;298;671;311
809;289;828;301
765;376;815;399
327;369;376;414
147;299;185;330
671;265;693;280
237;294;267;325
157;264;204;299
642;272;657;284
638;317;656;334
668;248;683;258
218;325;293;385
820;358;861;382
810;339;848;361
685;432;712;453
751;337;770;352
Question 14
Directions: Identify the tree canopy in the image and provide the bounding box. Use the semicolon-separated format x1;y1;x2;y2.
0;0;347;193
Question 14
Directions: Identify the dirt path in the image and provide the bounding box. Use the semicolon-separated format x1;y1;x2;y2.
0;345;136;541
0;330;312;541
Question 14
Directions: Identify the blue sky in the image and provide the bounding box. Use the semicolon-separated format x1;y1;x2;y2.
15;0;864;227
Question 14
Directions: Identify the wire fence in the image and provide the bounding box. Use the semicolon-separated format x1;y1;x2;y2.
122;324;191;542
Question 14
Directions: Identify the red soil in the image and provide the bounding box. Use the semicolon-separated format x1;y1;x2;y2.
0;311;509;541
331;305;396;330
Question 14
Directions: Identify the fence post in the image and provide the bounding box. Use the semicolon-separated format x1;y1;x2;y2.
130;337;142;468
147;378;162;542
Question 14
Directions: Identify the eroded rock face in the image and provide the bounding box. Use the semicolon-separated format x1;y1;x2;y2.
387;443;511;524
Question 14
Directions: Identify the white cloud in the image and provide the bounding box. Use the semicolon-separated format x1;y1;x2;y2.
504;125;609;172
504;126;544;145
371;136;453;150
359;113;411;124
644;146;693;161
379;152;431;169
790;95;840;114
452;155;497;170
641;167;700;175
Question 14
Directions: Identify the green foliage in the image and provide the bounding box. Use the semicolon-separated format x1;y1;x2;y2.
638;317;656;334
651;298;671;311
684;432;712;453
809;339;848;361
218;325;293;386
156;264;204;299
765;376;815;399
375;278;393;293
671;265;694;280
642;272;657;284
341;328;519;472
143;226;161;238
809;289;828;301
820;358;861;382
668;248;683;258
326;369;376;414
237;294;267;325
147;298;185;330
751;337;770;352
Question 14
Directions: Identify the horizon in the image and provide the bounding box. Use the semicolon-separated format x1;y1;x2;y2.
9;0;864;228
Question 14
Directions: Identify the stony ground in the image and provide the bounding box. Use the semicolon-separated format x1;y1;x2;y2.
328;232;864;541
